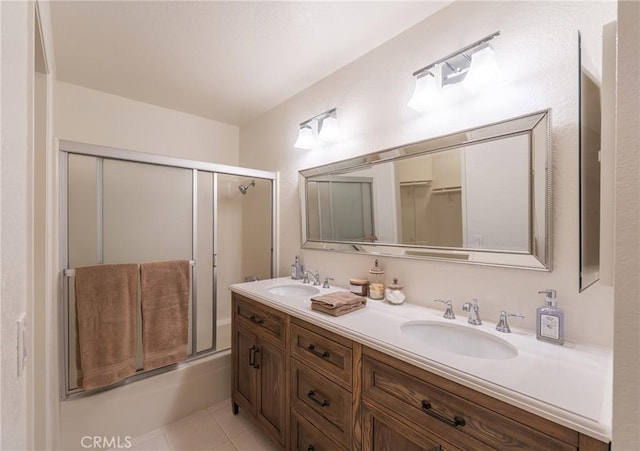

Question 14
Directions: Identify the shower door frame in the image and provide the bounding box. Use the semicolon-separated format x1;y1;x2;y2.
58;139;277;399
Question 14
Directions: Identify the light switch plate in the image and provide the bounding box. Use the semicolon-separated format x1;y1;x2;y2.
17;314;27;378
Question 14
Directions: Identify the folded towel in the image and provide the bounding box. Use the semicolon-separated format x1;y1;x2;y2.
140;260;191;371
311;291;367;316
311;301;366;317
75;263;139;389
311;291;367;309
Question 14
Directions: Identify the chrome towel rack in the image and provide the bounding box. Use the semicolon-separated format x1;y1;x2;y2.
63;260;196;277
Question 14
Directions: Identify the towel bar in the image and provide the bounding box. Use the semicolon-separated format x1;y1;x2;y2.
63;260;196;277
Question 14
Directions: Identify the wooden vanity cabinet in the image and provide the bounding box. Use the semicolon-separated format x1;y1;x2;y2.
232;294;289;447
362;346;609;451
231;293;609;451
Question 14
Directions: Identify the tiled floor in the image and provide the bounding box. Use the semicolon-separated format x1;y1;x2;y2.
120;399;280;451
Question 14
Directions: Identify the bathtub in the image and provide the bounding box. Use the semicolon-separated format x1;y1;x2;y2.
58;349;231;450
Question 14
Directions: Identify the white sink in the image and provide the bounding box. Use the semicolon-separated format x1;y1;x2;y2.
401;321;518;360
267;284;320;297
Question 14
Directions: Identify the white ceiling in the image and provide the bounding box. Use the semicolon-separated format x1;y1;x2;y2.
51;1;449;126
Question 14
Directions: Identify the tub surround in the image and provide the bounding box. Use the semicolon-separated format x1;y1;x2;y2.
230;277;612;443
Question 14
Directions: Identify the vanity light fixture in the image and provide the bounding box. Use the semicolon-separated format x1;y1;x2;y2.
462;45;502;92
407;70;442;113
293;124;316;150
408;31;501;112
294;108;339;149
317;114;339;142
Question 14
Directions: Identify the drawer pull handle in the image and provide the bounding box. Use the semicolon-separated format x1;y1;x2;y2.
307;446;314;451
249;346;256;367
249;315;264;325
307;344;330;359
421;400;465;428
252;347;261;369
307;390;330;407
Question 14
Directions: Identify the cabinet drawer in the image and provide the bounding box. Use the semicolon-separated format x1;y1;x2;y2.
233;295;286;346
291;408;347;451
363;353;578;450
291;359;352;447
291;321;353;387
363;400;461;451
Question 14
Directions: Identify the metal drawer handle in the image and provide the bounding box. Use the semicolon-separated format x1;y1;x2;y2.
249;346;256;367
421;400;465;428
249;315;264;325
307;344;330;359
307;446;314;451
252;346;261;369
307;390;330;407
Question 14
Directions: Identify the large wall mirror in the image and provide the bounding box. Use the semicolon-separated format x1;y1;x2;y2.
578;31;602;291
299;110;551;270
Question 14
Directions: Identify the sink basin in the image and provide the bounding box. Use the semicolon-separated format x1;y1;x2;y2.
267;284;320;297
401;321;518;360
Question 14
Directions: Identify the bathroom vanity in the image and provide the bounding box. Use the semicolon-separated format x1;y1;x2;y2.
230;278;611;450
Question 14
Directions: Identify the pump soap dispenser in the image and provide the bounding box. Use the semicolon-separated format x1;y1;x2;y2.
536;289;564;345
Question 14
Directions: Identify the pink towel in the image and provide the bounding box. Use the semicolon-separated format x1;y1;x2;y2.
140;260;191;370
74;263;139;389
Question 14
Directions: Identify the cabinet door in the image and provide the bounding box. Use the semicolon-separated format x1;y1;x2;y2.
362;401;448;451
233;326;257;415
256;338;287;445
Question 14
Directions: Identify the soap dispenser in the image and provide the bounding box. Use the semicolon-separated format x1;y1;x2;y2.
291;256;303;280
536;289;564;345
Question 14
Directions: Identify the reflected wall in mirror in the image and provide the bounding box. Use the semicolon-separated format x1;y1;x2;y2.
299;110;551;271
307;177;374;241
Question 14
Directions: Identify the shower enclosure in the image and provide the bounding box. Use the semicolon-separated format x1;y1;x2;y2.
59;140;276;398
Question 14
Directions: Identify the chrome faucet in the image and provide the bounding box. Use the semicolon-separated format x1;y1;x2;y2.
322;277;334;289
462;299;482;325
303;271;321;286
496;311;525;333
434;299;455;319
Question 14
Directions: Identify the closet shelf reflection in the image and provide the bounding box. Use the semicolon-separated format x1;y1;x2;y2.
432;186;462;194
399;180;432;187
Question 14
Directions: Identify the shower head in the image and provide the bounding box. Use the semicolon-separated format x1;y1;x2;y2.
239;180;255;195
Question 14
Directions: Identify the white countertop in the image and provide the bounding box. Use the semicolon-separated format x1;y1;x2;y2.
230;277;612;443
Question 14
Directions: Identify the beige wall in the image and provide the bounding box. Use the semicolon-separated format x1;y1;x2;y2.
54;81;241;449
55;80;239;164
613;1;640;448
0;1;32;449
240;1;616;347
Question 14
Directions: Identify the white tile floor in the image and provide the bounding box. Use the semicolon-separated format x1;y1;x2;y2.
120;399;280;451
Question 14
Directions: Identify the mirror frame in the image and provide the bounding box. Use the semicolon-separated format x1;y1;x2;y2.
578;31;601;291
299;110;552;271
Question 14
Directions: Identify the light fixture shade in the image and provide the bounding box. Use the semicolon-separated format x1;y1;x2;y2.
294;125;315;150
463;46;502;92
407;72;441;112
318;116;340;142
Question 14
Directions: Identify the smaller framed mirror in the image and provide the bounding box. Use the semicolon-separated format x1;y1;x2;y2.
299;110;552;271
578;31;602;291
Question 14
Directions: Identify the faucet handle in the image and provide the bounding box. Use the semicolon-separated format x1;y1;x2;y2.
496;310;525;333
434;299;455;319
302;271;310;284
322;277;334;289
461;298;477;313
462;299;481;325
